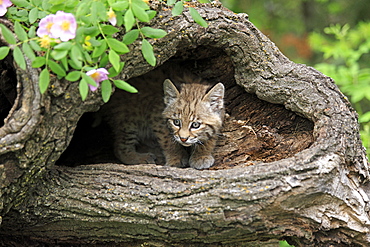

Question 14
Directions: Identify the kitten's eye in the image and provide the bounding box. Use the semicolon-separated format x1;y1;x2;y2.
173;119;181;127
191;122;201;129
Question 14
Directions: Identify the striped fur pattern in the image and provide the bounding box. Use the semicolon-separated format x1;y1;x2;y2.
101;67;225;169
162;77;224;169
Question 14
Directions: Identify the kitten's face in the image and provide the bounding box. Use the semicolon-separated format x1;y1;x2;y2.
163;79;224;147
168;115;213;147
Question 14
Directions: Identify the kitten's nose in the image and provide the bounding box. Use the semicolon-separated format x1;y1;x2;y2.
180;137;188;143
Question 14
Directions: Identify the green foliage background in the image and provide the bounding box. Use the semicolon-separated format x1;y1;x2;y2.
221;0;370;160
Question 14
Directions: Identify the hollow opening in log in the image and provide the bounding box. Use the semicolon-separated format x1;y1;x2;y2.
57;46;315;168
0;50;17;127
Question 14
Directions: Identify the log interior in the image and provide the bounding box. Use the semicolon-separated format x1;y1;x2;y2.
57;47;314;168
0;52;17;127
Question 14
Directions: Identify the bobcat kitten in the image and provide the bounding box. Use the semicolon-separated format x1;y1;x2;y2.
101;68;225;169
162;78;224;169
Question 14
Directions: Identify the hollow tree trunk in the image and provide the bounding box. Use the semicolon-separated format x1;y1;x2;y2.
0;1;369;246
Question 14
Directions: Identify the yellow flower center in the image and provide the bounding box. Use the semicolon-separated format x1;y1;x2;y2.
0;0;3;5
90;72;100;81
108;9;116;19
46;22;53;32
61;21;70;31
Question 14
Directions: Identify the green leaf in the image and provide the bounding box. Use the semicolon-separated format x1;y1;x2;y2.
124;9;135;32
115;12;124;26
0;46;10;60
28;26;36;38
31;0;42;6
65;71;81;82
16;9;28;17
60;56;69;70
41;1;51;11
31;56;45;68
94;1;107;21
22;42;36;61
147;10;157;20
92;39;107;58
7;6;16;15
141;39;155;66
82;72;98;87
83;26;99;36
109;49;121;71
74;27;85;43
11;0;29;7
90;1;98;23
0;24;16;45
107;38;129;53
29;40;41;51
54;42;73;51
69;45;83;60
108;61;124;77
167;0;177;6
132;2;149;22
79;13;92;26
189;7;208;28
68;58;83;70
48;60;66;77
76;1;89;18
122;29;139;45
79;79;89;101
51;49;68;60
88;37;101;47
70;45;83;67
101;80;112;103
172;1;183;16
14;21;28;41
39;68;50;94
359;111;370;123
82;50;92;64
141;27;167;39
111;1;129;11
29;7;39;24
49;3;64;12
113;79;138;93
132;0;149;10
99;53;109;68
13;46;26;70
101;25;120;35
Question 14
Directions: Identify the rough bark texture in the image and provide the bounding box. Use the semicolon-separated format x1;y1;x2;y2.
0;1;369;246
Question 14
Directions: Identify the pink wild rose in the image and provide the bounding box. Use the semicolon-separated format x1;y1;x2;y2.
86;68;109;91
50;11;77;42
0;0;12;17
37;14;55;38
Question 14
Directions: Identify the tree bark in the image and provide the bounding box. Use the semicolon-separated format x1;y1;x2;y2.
0;1;369;246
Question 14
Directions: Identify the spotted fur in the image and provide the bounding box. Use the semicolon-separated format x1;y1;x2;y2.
100;67;225;169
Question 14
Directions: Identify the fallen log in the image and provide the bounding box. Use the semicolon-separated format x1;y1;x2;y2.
0;1;369;246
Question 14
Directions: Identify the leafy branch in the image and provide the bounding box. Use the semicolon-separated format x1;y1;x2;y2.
0;0;209;102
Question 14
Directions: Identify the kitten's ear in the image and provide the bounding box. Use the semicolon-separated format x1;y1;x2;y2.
204;83;225;111
163;79;180;105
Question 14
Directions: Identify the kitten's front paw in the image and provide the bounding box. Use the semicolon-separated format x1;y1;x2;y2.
190;155;214;170
165;157;189;168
